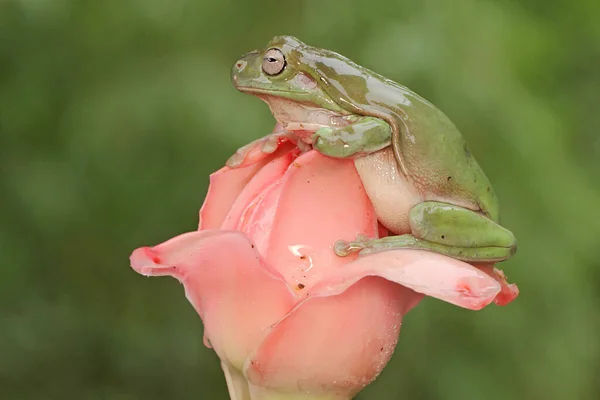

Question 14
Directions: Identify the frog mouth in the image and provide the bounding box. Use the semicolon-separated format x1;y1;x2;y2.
234;86;311;98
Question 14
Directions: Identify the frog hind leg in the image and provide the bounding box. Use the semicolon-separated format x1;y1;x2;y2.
312;116;392;158
335;201;517;263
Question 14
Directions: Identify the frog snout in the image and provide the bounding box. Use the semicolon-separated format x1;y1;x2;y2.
231;50;261;86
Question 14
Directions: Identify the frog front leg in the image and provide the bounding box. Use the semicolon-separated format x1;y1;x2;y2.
335;201;517;263
226;127;311;168
312;116;392;158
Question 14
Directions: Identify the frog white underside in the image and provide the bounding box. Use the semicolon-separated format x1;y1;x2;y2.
260;95;351;142
353;148;422;234
261;94;423;234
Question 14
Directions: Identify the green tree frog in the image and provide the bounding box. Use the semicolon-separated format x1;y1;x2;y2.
229;36;517;263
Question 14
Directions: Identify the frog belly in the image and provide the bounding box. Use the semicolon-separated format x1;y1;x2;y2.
353;147;422;234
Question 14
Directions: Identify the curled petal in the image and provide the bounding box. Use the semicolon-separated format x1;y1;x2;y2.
221;150;295;231
245;277;414;398
199;141;297;230
240;150;379;291
130;230;295;370
309;249;503;310
199;165;264;231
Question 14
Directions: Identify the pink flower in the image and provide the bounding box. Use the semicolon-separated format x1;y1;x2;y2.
129;136;518;400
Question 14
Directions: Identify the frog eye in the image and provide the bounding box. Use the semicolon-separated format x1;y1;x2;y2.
262;48;286;76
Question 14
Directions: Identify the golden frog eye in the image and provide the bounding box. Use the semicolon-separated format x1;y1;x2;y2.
262;48;286;76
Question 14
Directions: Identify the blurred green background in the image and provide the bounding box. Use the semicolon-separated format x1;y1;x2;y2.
1;0;599;399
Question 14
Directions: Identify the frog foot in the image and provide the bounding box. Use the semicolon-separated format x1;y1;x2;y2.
334;234;422;257
312;127;352;159
312;117;393;159
333;234;373;257
227;130;298;168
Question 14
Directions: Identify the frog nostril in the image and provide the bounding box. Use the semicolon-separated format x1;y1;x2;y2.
235;59;247;72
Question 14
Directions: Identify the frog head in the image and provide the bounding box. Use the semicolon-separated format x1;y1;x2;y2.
231;36;352;129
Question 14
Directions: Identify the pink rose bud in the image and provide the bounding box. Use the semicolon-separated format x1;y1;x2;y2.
130;139;517;400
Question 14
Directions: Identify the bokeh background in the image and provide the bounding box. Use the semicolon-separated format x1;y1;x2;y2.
1;0;599;399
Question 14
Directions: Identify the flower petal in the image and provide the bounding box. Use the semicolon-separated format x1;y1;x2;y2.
129;230;295;370
240;150;379;291
198;141;296;230
221;150;296;231
309;249;503;310
245;277;415;398
475;264;520;306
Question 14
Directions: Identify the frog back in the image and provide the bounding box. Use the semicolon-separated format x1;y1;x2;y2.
298;47;500;221
390;94;500;222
